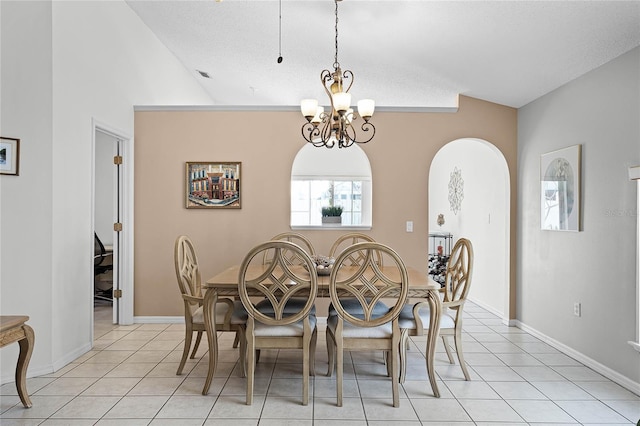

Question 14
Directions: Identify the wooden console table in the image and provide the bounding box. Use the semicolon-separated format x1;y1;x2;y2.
0;316;35;408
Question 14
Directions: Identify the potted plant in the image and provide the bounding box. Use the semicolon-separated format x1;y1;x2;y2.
321;205;343;225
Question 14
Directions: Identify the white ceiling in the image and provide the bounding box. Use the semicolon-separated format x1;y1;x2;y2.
125;0;640;109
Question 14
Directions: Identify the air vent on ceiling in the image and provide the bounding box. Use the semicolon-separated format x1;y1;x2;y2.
196;70;211;79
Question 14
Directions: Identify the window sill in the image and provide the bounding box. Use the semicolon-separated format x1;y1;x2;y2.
291;225;372;231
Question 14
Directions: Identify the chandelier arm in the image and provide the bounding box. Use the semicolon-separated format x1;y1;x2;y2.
320;114;336;148
301;122;321;145
342;69;354;94
341;121;376;147
354;122;376;145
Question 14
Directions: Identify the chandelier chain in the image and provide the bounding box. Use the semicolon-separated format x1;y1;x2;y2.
334;0;339;70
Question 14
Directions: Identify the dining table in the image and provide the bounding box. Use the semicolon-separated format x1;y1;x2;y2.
202;263;442;397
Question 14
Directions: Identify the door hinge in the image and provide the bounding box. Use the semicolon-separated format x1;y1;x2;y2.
113;155;123;165
114;222;123;232
113;289;123;299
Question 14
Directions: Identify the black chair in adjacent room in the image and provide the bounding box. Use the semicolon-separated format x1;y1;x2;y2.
94;232;113;302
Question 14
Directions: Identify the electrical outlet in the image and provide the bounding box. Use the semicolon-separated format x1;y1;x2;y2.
406;221;413;232
573;302;581;317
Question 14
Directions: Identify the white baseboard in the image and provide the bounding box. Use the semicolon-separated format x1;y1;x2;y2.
1;342;92;385
133;316;185;324
514;320;640;396
468;297;510;324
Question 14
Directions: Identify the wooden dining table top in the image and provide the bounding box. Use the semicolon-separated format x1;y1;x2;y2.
205;264;439;298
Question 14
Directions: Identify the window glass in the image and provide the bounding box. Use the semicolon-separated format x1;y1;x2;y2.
290;144;372;228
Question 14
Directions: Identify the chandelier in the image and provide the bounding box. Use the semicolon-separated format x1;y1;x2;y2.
300;0;375;149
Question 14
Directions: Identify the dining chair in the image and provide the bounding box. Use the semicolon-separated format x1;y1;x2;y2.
173;235;247;394
328;232;382;267
238;240;318;405
265;232;316;265
398;237;474;385
326;242;409;407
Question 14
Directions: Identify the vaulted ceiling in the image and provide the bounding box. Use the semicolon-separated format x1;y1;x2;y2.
126;0;640;109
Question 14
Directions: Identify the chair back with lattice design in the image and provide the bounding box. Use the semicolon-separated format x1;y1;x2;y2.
329;242;408;327
328;233;382;267
240;240;318;326
262;232;316;266
443;238;474;304
174;236;203;305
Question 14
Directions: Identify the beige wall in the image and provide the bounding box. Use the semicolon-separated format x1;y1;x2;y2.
134;95;517;317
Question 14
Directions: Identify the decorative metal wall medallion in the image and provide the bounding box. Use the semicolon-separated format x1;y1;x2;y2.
448;166;464;215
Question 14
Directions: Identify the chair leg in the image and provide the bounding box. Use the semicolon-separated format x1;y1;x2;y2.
238;327;247;378
391;334;400;408
454;330;471;380
310;328;317;377
336;336;343;407
442;335;455;364
233;331;240;348
246;333;255;405
399;329;409;384
190;331;203;359
326;329;335;377
177;328;192;375
385;351;392;377
302;330;311;406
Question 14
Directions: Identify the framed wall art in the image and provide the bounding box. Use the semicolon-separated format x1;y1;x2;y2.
540;144;581;231
0;137;20;176
186;162;241;209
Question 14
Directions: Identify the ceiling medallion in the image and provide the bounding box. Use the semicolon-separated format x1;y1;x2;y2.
448;167;464;215
300;0;375;149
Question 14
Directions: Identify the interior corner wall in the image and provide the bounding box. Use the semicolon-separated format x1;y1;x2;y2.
518;46;640;383
1;0;213;383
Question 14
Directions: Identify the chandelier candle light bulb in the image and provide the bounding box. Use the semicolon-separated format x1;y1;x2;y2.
357;99;375;121
301;99;319;120
332;92;351;113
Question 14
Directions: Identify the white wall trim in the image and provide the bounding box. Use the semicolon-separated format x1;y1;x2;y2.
514;320;640;396
133;104;459;113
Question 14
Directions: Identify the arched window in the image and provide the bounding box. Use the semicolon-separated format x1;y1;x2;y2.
291;144;372;228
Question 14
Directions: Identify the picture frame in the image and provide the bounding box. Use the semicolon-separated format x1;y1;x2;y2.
186;162;241;209
540;144;581;231
0;137;20;176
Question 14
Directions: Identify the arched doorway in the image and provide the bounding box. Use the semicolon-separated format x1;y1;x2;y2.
429;138;511;320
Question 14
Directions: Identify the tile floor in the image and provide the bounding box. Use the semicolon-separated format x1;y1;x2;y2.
1;302;638;425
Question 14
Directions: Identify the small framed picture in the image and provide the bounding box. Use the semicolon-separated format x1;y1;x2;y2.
0;137;20;176
186;162;241;209
540;144;581;231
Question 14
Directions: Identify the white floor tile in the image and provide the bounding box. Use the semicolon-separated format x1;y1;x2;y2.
555;400;631;423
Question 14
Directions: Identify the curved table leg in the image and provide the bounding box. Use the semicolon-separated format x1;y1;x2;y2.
202;288;219;395
425;289;441;398
16;324;34;408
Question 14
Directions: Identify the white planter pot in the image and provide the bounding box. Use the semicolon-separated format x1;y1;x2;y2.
322;216;342;225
